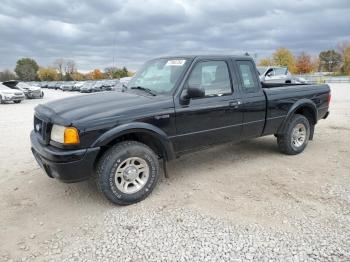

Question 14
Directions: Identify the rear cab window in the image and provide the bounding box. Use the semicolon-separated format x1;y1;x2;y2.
236;60;260;93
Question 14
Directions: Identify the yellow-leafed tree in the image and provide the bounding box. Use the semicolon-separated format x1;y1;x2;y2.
259;57;273;66
272;48;297;73
37;67;59;81
341;44;350;75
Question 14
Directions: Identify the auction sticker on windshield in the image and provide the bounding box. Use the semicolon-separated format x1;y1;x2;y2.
166;60;186;66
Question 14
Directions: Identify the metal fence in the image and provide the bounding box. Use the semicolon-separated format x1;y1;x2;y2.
297;75;350;84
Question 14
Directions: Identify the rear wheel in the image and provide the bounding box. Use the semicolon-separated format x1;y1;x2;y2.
96;141;160;205
0;96;3;104
277;114;310;155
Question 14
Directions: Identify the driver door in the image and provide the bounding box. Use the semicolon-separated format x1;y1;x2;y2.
173;59;243;153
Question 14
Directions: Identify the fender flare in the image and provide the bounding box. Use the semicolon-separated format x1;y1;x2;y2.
277;99;318;135
91;122;175;160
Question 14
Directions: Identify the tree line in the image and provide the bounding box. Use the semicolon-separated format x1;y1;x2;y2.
0;58;133;82
258;42;350;75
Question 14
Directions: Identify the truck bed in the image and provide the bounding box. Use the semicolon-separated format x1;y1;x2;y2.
262;83;330;136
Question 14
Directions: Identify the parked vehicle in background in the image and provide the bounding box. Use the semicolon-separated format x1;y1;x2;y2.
39;82;48;88
31;55;330;205
2;80;44;99
258;66;308;84
258;66;293;84
73;82;84;91
0;83;25;104
80;82;95;93
60;81;75;91
47;82;58;89
113;76;132;91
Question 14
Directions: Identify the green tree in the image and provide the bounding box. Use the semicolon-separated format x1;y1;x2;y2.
15;58;39;81
272;48;296;73
112;67;129;79
318;50;342;72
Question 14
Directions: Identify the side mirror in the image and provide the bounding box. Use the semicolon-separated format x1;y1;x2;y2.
180;85;205;104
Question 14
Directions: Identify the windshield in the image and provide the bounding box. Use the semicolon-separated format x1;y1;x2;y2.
17;82;31;89
257;67;268;75
127;58;190;94
274;67;288;75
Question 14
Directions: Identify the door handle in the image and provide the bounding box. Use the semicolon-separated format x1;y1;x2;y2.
229;101;242;108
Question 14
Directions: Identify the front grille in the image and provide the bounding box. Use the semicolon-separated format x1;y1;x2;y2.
34;116;49;144
15;92;22;95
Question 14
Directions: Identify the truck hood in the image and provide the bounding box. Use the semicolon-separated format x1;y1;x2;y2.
35;91;159;129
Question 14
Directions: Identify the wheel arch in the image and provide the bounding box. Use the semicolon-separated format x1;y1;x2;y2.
92;122;175;164
277;99;317;139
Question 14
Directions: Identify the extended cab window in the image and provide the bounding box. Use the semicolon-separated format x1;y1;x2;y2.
187;61;232;97
237;61;259;92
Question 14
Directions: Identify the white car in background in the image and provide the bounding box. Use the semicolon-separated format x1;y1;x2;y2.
2;80;44;99
73;81;84;91
113;76;132;91
258;66;293;84
257;66;308;84
0;83;25;104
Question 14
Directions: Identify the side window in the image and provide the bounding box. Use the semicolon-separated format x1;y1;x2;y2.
274;67;287;75
187;61;232;97
237;61;259;92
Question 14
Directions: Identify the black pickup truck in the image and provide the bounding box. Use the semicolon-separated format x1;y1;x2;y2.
31;55;330;205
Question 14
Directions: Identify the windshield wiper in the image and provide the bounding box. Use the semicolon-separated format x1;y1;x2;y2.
130;86;156;96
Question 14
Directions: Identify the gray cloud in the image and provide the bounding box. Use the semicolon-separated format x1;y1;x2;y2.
0;0;349;71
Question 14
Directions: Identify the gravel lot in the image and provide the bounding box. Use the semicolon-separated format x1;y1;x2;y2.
0;84;349;261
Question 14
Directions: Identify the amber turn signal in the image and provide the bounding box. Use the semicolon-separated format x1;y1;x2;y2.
64;127;80;144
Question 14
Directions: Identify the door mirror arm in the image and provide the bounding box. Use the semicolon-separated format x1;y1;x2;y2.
180;89;190;105
180;85;205;105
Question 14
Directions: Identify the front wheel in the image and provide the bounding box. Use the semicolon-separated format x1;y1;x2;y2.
96;141;160;205
277;114;310;155
13;100;21;104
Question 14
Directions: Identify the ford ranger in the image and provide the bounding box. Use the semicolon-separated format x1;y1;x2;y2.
30;55;331;205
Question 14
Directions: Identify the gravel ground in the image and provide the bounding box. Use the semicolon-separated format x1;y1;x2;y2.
0;84;350;261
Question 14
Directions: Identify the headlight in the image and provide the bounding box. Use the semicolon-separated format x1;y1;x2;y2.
50;124;80;145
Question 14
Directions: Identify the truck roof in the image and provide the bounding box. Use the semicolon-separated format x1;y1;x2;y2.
156;55;253;60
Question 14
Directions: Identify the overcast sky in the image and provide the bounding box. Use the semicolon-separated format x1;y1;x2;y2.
0;0;349;72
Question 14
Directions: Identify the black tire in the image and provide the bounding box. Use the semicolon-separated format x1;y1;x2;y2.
0;96;3;104
13;100;21;104
277;114;310;155
41;91;44;98
96;141;160;205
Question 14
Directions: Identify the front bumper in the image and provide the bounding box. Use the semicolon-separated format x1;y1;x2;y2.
30;131;100;183
26;91;42;98
2;95;25;101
